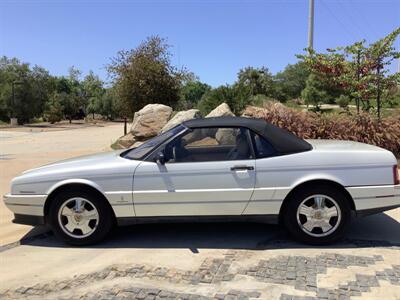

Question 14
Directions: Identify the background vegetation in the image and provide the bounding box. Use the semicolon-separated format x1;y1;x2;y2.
244;102;400;157
0;29;399;125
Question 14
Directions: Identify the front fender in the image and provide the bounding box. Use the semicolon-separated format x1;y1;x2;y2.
46;178;106;196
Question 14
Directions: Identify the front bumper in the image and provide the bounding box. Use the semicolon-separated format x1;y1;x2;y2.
346;185;400;216
12;214;45;226
3;193;46;218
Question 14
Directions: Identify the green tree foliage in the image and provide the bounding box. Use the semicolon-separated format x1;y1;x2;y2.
95;89;121;120
108;36;183;117
198;83;252;115
336;94;351;109
82;71;105;118
198;85;235;115
236;67;274;96
0;56;119;123
178;80;211;110
384;85;400;108
0;57;53;123
299;28;400;118
301;74;329;109
44;92;64;123
273;62;310;101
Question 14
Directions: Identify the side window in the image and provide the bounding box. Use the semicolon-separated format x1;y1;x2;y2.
163;127;253;163
251;131;276;158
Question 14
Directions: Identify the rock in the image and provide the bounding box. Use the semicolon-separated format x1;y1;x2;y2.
242;103;287;119
132;141;144;148
205;103;234;118
115;132;136;149
215;128;236;145
187;137;218;147
241;105;266;118
130;104;173;139
161;109;201;133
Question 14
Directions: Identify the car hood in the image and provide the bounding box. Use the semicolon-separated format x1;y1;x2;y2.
22;150;127;175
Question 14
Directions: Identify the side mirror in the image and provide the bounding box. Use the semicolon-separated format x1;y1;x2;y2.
156;151;166;165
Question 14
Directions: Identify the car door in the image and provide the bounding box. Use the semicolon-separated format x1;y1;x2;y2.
132;126;256;216
242;131;281;215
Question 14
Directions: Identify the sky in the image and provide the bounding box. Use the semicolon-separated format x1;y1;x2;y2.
1;0;399;87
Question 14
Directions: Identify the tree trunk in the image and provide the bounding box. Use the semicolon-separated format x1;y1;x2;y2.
376;60;382;121
356;50;361;114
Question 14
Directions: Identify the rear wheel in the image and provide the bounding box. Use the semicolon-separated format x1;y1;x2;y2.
48;190;113;245
283;185;351;244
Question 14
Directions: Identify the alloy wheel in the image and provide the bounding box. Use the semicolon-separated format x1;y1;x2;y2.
296;194;341;237
57;197;99;239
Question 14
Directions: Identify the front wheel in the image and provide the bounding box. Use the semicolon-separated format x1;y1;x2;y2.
48;190;113;245
283;185;351;245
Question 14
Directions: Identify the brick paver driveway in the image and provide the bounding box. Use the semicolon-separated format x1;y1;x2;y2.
0;218;399;300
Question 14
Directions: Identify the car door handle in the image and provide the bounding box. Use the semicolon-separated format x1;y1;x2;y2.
230;165;254;171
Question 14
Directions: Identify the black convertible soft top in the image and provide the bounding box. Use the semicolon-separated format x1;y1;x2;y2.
183;116;312;155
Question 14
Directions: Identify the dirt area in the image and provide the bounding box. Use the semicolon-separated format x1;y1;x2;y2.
0;121;124;246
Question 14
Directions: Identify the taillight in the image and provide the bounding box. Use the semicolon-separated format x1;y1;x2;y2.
394;165;400;185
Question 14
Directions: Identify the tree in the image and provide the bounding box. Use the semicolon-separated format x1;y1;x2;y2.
44;92;64;123
299;28;400;119
94;88;121;120
273;62;310;101
301;74;329;109
236;67;274;96
336;94;351;109
197;84;252;115
108;36;183;116
0;56;53;123
178;80;211;110
384;84;400;108
365;29;400;118
82;71;105;118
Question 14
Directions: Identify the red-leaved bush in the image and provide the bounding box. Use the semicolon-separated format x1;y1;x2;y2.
242;103;400;157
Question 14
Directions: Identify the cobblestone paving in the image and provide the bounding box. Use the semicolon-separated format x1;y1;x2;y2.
1;251;400;300
71;287;261;300
280;264;400;300
240;253;384;289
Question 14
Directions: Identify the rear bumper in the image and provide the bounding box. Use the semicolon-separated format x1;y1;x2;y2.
346;185;400;216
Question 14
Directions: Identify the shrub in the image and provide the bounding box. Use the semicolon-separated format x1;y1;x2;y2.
244;102;400;157
198;85;251;115
336;95;350;109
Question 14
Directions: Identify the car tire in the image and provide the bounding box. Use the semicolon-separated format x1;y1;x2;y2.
283;184;351;245
48;189;113;246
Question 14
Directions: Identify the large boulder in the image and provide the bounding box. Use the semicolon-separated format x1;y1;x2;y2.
215;128;237;145
206;103;235;144
241;105;266;119
115;132;136;149
206;103;234;118
161;109;201;133
242;103;286;119
130;104;173;139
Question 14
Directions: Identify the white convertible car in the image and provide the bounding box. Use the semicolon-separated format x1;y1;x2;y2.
4;117;400;245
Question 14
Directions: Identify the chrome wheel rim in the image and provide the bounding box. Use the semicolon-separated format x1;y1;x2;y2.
57;197;99;239
296;194;341;237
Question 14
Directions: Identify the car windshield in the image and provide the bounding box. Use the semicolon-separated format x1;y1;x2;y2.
122;125;185;160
